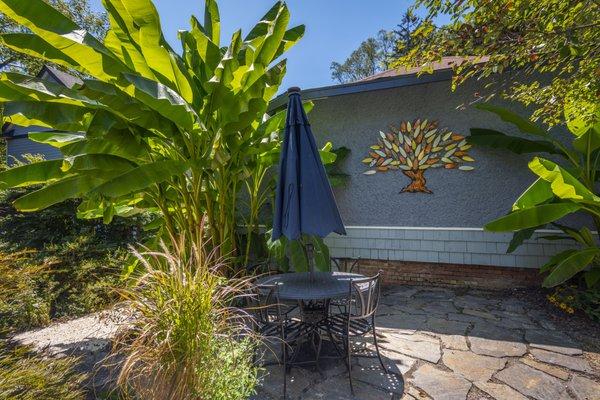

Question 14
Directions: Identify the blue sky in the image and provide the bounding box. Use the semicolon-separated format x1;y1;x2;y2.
89;1;443;90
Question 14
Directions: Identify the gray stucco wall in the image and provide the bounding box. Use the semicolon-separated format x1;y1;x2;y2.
306;78;579;268
308;78;579;228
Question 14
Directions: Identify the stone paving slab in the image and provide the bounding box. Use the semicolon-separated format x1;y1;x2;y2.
253;286;599;400
496;363;568;400
11;285;599;400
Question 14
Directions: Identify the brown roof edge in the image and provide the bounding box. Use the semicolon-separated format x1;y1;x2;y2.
360;56;489;83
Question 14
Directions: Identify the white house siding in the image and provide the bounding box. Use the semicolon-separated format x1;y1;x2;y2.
325;227;575;269
7;136;62;166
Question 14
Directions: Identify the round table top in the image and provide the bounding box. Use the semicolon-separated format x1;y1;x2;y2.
256;271;365;301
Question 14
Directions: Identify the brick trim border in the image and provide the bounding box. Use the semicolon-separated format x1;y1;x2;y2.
342;259;542;289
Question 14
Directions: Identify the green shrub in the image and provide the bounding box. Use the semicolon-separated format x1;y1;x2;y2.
547;284;600;321
116;234;259;400
575;287;600;321
0;187;145;328
0;342;86;400
0;251;51;333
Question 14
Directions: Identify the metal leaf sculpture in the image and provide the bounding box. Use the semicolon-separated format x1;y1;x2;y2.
362;119;475;194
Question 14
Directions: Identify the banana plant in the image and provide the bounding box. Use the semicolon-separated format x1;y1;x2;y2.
469;101;600;288
0;0;304;263
266;231;331;273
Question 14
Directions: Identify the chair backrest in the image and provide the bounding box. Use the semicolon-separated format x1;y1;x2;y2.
346;271;381;320
331;257;361;273
246;283;283;325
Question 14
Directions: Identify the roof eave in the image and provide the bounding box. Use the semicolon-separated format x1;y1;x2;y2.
268;68;454;112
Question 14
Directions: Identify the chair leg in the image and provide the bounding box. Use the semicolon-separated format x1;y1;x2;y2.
282;340;287;399
372;317;388;374
347;335;354;395
325;324;344;358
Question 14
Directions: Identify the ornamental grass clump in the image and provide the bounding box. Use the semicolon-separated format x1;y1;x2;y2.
0;343;86;400
115;233;259;400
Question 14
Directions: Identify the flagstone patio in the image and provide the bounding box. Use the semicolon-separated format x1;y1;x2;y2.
254;286;600;400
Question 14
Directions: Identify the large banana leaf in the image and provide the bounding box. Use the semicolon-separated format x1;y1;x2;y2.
3;101;93;131
512;178;554;211
0;160;66;188
28;131;85;148
476;103;547;137
468;128;562;155
122;73;196;131
14;174;113;211
92;160;189;198
529;157;600;203
485;203;582;232
542;247;600;287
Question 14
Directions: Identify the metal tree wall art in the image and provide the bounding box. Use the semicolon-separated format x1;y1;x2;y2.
362;119;475;193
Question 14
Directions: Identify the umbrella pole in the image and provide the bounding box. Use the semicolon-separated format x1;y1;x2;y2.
302;237;315;281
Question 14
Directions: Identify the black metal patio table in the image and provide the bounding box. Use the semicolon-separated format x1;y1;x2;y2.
256;271;366;371
256;271;365;302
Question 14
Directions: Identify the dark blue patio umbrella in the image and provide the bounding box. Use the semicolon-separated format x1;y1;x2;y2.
272;87;346;249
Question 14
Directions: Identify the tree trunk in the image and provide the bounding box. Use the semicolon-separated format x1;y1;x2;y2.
401;169;432;194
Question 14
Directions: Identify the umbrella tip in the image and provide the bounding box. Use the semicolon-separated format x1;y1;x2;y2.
287;86;301;95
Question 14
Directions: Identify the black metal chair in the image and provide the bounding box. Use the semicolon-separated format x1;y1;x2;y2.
330;257;361;315
321;271;387;395
246;284;313;399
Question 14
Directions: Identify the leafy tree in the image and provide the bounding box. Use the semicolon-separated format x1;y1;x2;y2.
330;37;383;83
361;119;474;193
394;0;600;126
471;101;600;288
331;10;421;83
392;9;420;58
0;0;107;74
0;0;304;265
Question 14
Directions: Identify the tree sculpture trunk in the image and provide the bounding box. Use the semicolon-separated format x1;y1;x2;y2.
401;169;432;194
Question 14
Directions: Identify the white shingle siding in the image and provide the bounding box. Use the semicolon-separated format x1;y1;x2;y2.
325;226;575;269
7;137;62;166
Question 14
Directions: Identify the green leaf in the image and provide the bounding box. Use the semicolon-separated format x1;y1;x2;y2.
0;0;130;81
507;227;538;253
584;269;600;288
0;160;65;188
289;239;308;272
92;160;189;198
63;154;137;172
103;202;115;224
118;0;194;103
512;178;554;211
529;157;599;202
0;33;78;73
540;249;578;273
573;127;600;153
311;236;331;272
319;142;337;164
203;0;220;46
3;101;92;131
122;73;196;131
61;130;149;162
564;97;599;137
28;131;85;148
13;174;109;211
543;247;600;287
551;223;596;247
476;104;546;137
468;128;562;155
485;203;582;232
273;25;305;60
